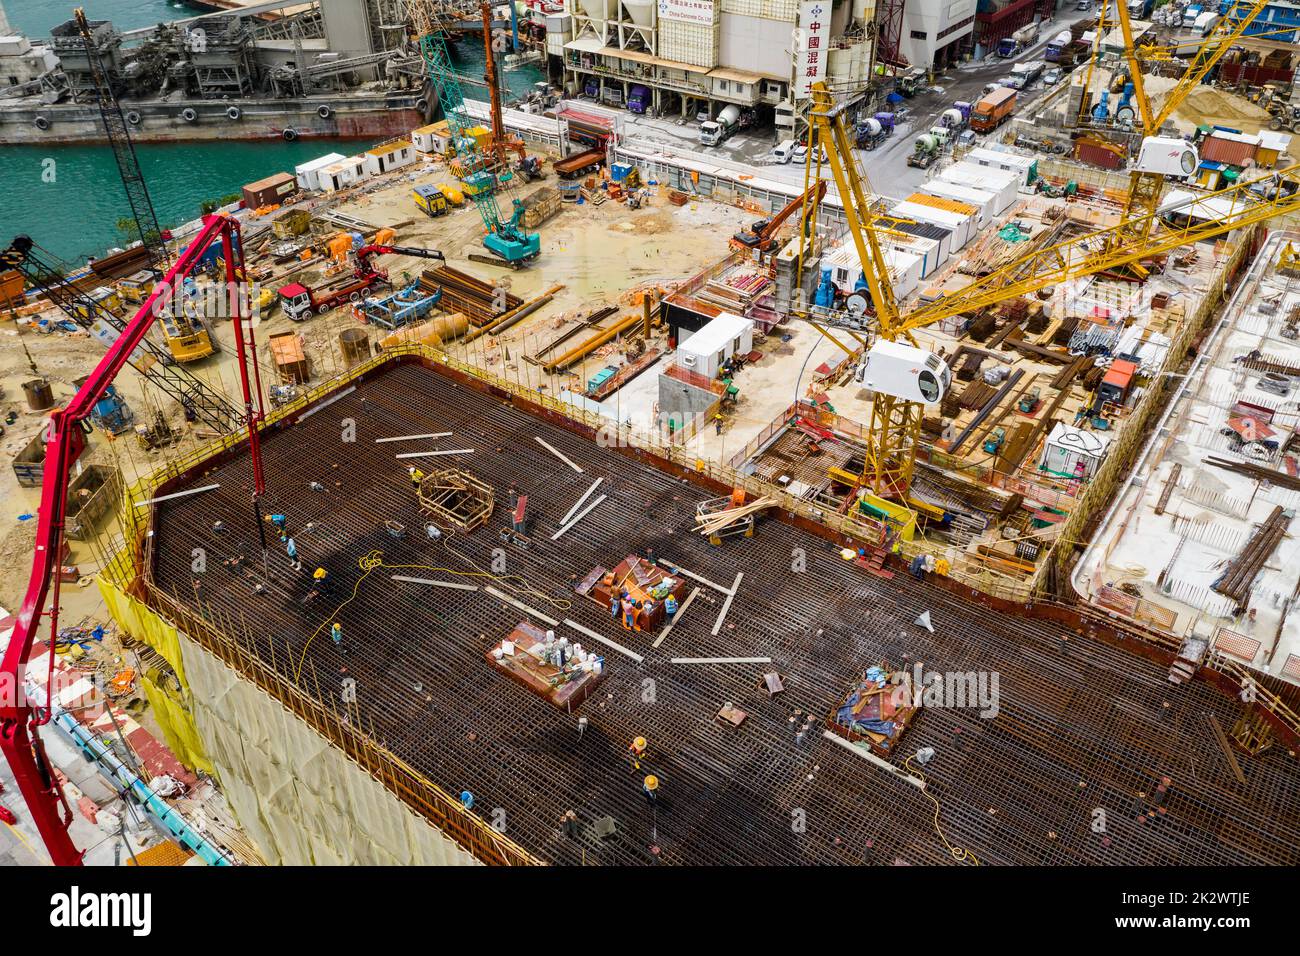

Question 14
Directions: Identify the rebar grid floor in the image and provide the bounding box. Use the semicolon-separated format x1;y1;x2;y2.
149;362;1300;866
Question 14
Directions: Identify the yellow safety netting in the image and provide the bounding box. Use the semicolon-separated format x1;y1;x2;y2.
98;577;213;774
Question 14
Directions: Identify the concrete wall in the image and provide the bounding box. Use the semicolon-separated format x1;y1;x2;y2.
178;630;482;866
901;0;975;67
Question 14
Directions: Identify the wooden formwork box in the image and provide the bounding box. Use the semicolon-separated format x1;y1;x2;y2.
522;187;561;229
268;330;310;384
417;469;495;531
65;464;123;541
272;209;313;239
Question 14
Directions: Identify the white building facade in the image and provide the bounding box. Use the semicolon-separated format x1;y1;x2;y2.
898;0;975;70
557;0;875;136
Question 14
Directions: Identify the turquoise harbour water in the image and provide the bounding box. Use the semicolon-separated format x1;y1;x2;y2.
0;0;544;264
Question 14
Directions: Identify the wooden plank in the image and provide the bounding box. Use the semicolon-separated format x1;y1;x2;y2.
1208;713;1247;785
1154;462;1181;516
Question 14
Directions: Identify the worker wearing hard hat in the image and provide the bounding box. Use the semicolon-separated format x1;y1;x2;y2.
643;775;659;807
330;622;343;648
408;465;425;490
628;736;648;771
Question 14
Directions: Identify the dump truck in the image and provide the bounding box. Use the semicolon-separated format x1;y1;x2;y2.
700;105;742;146
1009;60;1045;90
969;87;1017;133
553;147;606;179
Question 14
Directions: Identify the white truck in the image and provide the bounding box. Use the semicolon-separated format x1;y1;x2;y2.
700;105;742;146
1008;59;1046;90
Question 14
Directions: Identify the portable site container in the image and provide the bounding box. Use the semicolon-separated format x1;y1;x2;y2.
822;240;924;301
411;122;452;155
875;214;953;272
878;232;944;279
890;199;976;250
364;140;416;176
966;147;1038;187
318;156;370;192
294;153;345;192
939;161;1019;214
918;180;997;225
677;312;755;379
242;172;298;210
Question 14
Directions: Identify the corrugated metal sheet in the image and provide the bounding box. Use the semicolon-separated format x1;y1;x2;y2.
1074;141;1124;170
905;192;977;216
1200;135;1259;167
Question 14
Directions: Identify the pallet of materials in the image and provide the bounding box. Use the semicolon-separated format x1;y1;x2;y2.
487;621;605;712
826;664;916;757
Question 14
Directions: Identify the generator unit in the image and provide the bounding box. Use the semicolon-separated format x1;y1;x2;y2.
855;340;952;404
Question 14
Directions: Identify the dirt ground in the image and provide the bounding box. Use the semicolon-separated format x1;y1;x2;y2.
0;157;754;612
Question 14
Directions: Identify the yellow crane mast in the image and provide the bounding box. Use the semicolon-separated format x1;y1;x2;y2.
797;79;1300;512
1107;0;1274;253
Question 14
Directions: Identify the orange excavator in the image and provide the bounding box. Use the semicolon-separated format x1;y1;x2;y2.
731;180;827;259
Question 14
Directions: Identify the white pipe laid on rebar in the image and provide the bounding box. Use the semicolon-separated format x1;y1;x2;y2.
550;494;607;540
710;572;743;636
297;385;356;421
563;618;643;663
652;586;699;649
535;436;583;473
375;432;453;443
134;483;221;507
669;656;771;665
484;586;559;626
559;477;604;526
394;449;475;459
391;575;478;591
654;558;735;595
821;731;926;789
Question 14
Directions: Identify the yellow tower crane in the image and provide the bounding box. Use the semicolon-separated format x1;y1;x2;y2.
797;79;1300;514
1105;0;1274;254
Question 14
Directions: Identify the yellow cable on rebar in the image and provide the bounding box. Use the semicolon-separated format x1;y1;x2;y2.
291;547;572;682
904;754;980;866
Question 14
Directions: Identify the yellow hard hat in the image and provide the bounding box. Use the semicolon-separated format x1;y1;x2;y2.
314;567;327;580
644;774;659;791
332;622;341;629
632;736;647;751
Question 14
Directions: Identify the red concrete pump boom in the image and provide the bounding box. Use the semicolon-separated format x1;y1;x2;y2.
0;214;265;866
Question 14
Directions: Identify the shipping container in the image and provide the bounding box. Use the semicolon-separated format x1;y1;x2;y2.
940;161;1019;213
411;122;452;155
1075;139;1126;169
242;172;298;210
1199;131;1260;167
